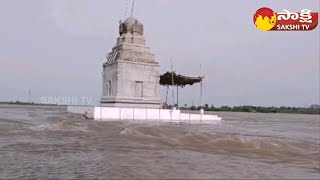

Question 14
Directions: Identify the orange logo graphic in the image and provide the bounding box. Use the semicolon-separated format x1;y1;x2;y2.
254;7;277;31
253;7;318;31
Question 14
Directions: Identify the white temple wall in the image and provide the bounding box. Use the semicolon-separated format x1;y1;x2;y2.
102;63;118;97
117;61;160;99
68;106;222;123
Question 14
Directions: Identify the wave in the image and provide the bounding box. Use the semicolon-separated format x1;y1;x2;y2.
120;125;320;162
29;120;89;132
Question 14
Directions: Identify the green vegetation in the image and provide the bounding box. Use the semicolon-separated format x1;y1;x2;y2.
0;101;58;106
181;104;320;115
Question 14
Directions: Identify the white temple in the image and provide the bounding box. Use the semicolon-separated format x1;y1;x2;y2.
67;16;222;123
100;17;161;108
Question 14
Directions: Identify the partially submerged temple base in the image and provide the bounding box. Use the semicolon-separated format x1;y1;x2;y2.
67;106;222;123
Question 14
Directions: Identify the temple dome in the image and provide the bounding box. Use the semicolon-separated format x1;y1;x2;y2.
124;17;141;27
119;17;144;36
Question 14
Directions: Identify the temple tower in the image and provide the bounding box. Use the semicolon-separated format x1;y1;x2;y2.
100;17;161;108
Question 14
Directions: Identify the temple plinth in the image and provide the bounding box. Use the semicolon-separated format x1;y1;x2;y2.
100;17;161;108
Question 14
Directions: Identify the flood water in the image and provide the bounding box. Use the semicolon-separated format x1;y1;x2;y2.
0;104;319;179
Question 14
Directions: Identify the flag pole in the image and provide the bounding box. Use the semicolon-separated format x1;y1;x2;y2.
131;0;135;17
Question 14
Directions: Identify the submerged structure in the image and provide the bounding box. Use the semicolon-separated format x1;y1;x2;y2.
67;14;222;123
101;17;161;108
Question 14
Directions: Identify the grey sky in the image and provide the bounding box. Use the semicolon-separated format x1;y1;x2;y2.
0;0;319;107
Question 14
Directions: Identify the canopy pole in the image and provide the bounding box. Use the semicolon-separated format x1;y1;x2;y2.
171;59;175;107
200;64;203;110
176;85;179;109
200;79;203;109
165;85;169;104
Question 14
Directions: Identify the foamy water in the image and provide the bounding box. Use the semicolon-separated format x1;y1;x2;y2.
0;104;319;179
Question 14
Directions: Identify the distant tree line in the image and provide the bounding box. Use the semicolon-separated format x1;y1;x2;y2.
0;101;58;106
179;104;320;115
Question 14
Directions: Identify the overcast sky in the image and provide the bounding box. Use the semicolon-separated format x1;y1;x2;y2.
0;0;319;107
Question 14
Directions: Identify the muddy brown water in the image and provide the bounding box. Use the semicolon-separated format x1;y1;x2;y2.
0;104;319;179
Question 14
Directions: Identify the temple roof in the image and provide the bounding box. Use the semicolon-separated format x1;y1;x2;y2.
160;71;203;87
124;17;141;26
119;17;144;36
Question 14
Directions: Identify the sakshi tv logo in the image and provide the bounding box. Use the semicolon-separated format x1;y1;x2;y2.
253;7;318;31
